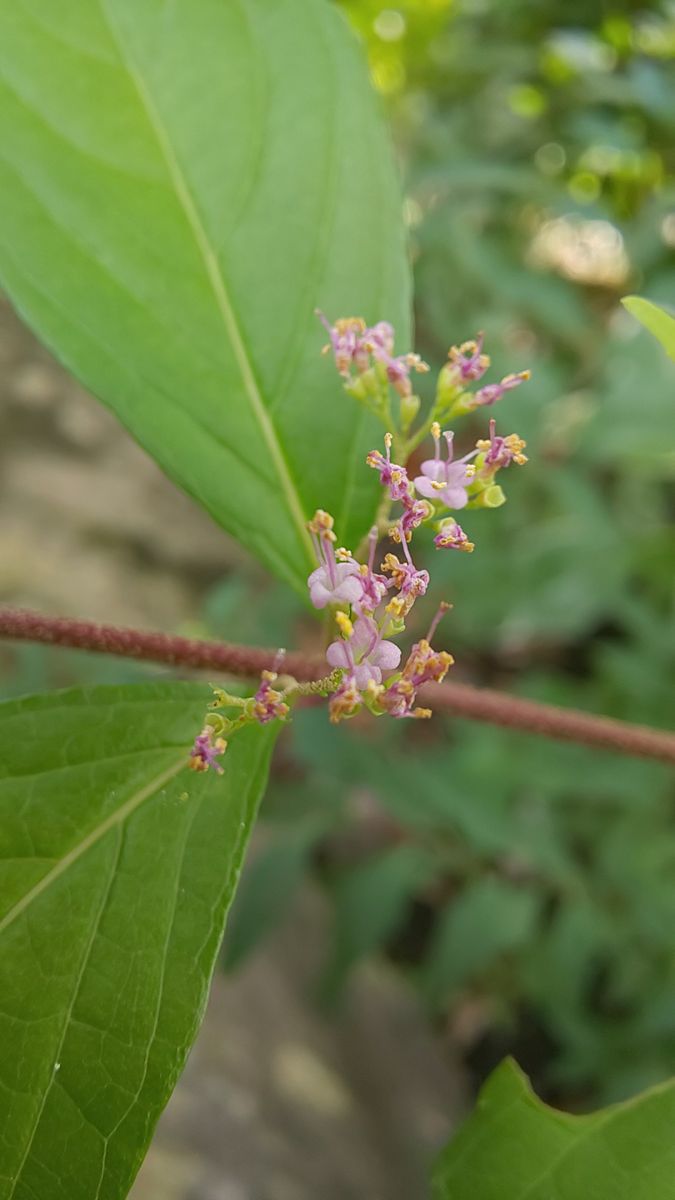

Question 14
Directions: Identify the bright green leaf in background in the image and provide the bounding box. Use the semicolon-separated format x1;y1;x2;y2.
0;683;276;1200
622;297;675;362
0;0;411;592
434;1058;675;1200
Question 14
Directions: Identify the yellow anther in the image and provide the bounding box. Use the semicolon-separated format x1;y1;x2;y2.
308;509;335;535
335;317;366;335
505;433;528;464
364;679;385;703
412;708;433;720
386;595;407;619
335;611;354;638
384;431;393;450
431;421;441;440
336;547;353;562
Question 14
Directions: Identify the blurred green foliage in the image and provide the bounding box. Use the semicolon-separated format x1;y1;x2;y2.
224;0;675;1107
2;0;675;1111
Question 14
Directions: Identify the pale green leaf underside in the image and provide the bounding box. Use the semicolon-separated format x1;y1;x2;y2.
434;1058;675;1200
0;683;276;1200
622;296;675;362
0;0;411;591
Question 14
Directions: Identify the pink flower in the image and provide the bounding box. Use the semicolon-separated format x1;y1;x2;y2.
378;604;454;719
363;321;395;357
189;727;227;774
316;311;368;376
446;333;490;384
382;552;429;600
306;509;364;610
308;560;363;609
328;674;363;724
434;519;474;553
476;419;528;473
399;495;430;540
414;427;477;510
472;370;530;408
252;671;290;725
358;527;389;612
326;615;401;688
367;432;410;501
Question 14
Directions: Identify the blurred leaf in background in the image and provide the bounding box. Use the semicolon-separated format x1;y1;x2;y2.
225;0;675;1109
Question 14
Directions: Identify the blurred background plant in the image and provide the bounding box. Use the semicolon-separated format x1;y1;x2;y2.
2;0;675;1115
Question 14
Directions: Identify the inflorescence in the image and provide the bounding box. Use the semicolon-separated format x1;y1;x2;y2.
189;314;530;774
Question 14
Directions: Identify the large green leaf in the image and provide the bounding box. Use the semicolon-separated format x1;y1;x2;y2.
0;0;410;591
434;1058;675;1199
0;682;276;1200
622;296;675;362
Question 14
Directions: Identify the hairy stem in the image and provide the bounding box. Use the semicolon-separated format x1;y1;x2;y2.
1;607;675;765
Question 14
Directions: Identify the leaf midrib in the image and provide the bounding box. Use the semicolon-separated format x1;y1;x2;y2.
0;756;185;935
98;0;313;565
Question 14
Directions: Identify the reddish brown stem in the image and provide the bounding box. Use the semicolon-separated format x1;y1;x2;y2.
1;607;675;766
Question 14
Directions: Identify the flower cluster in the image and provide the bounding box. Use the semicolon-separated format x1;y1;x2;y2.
317;312;429;400
306;482;454;723
188;665;291;774
189;317;531;769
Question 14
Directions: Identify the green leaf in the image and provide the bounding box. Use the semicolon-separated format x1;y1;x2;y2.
321;844;432;1000
622;296;675;361
0;0;410;592
434;1058;675;1199
421;877;539;1009
0;682;276;1200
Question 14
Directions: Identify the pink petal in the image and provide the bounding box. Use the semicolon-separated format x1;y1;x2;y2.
333;576;365;606
350;616;379;657
309;581;332;609
420;459;445;482
372;639;401;672
326;640;351;671
414;475;440;501
440;485;468;509
354;662;381;688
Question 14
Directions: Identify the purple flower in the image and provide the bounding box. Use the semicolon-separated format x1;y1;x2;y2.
472;370;530;408
434;519;474;553
252;671;290;725
380;351;429;398
363;321;395;357
326;615;401;689
399;495;430;540
447;333;490;384
307;509;364;609
414;426;477;510
358;527;389;613
367;432;410;501
378;604;454;720
476;419;528;473
189;726;227;774
316;311;368;376
328;674;363;724
382;552;430;601
308;560;363;609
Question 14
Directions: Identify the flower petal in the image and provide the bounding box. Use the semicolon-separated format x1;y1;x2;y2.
326;640;351;671
414;475;440;500
372;639;402;672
